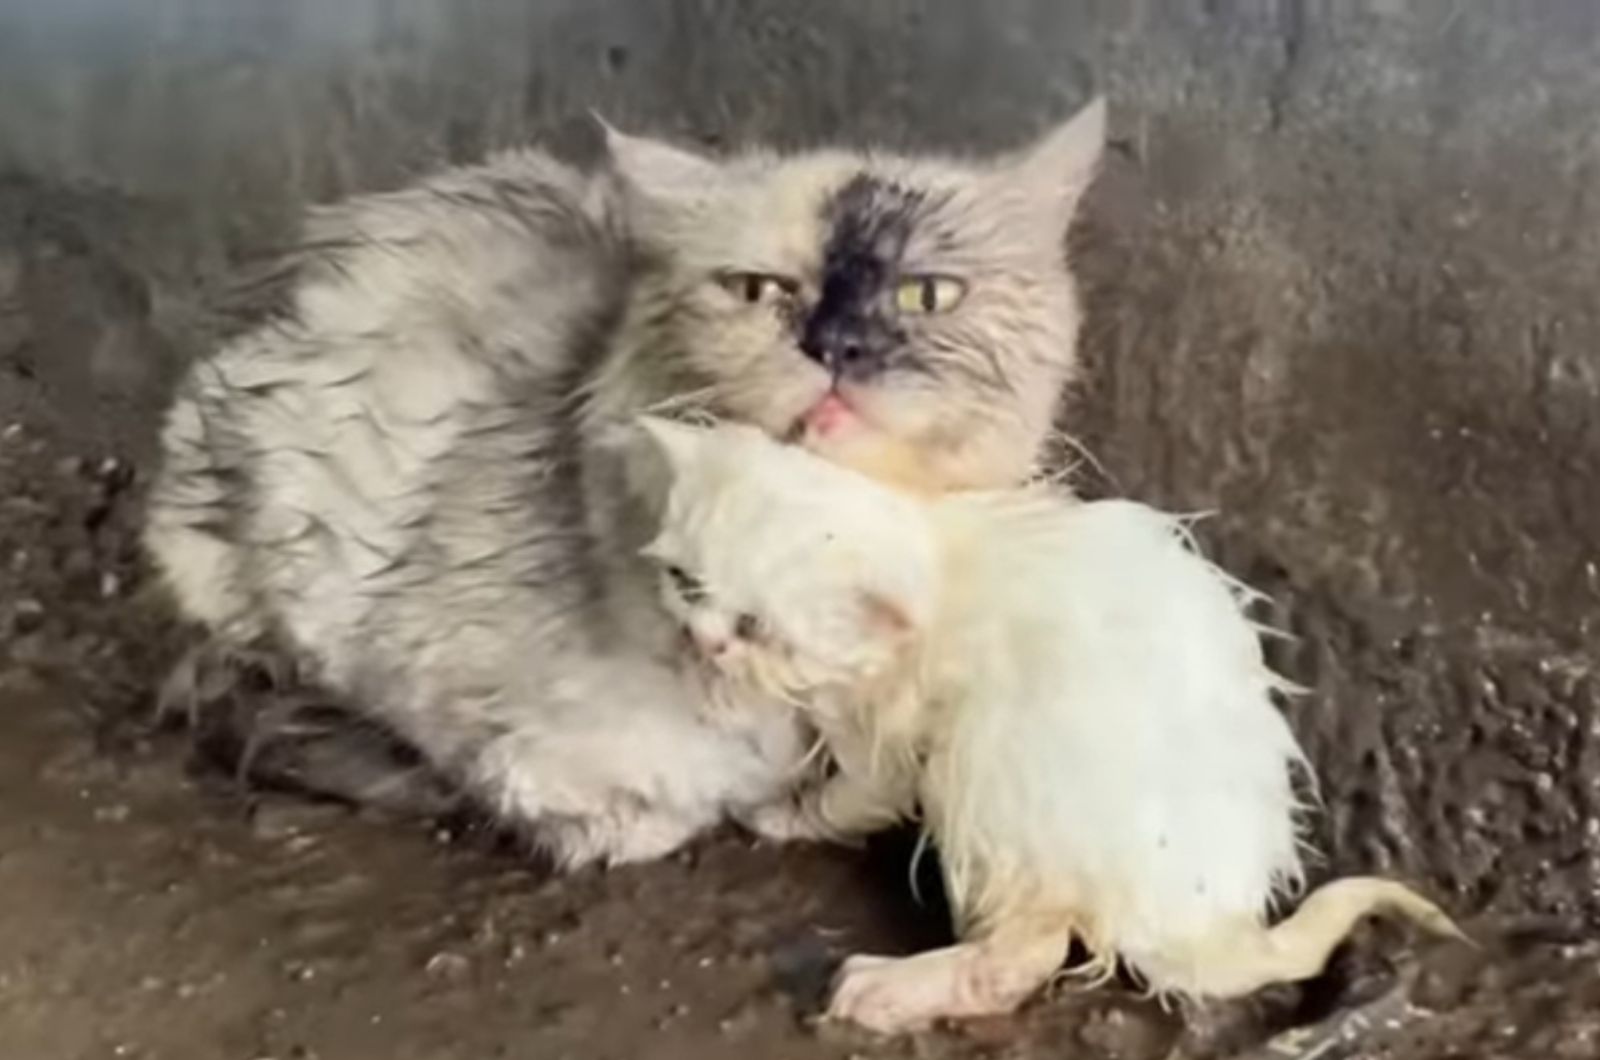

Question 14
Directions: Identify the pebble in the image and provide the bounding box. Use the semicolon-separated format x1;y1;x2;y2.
424;951;471;981
10;598;44;634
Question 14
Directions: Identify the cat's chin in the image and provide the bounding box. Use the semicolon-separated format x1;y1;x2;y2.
788;388;954;495
800;425;947;496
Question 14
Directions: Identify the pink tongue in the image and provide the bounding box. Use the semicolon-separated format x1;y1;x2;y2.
805;393;854;436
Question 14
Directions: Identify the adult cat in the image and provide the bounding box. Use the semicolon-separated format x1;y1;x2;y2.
143;99;1106;867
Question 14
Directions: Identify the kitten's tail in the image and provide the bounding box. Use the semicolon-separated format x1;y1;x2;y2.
1132;876;1468;1000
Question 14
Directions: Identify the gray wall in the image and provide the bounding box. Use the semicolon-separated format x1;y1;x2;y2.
2;0;1597;924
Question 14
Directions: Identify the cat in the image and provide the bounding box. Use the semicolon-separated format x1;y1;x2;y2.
141;100;1108;867
635;414;1466;1033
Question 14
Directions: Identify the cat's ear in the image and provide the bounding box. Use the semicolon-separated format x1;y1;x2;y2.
992;96;1106;232
597;117;723;230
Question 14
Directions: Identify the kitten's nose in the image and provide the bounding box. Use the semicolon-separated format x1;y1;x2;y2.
692;630;730;657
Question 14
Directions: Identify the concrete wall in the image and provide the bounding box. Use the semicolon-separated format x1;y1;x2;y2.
2;0;1597;924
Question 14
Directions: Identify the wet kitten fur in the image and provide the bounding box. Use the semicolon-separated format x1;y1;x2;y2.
641;417;1463;1032
143;101;1105;867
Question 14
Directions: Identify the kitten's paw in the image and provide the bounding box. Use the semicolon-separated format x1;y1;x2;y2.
826;946;1041;1034
829;952;952;1034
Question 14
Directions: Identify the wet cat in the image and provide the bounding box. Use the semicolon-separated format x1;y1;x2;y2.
638;415;1465;1033
142;101;1107;866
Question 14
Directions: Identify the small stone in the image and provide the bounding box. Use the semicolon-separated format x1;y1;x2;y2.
425;951;470;981
10;598;43;634
282;961;316;982
94;804;131;823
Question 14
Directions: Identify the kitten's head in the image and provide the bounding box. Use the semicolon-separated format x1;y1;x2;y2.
604;100;1105;492
632;415;936;699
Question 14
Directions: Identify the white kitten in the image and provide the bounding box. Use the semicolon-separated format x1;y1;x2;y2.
637;416;1465;1034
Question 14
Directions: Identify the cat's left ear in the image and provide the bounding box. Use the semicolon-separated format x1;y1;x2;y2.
597;117;724;231
993;96;1106;232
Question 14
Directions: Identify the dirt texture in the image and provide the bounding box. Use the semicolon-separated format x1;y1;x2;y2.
2;2;1599;1058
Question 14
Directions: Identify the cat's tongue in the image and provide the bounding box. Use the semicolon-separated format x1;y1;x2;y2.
802;392;856;437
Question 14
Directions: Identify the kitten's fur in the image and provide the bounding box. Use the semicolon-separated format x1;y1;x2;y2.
639;417;1464;1033
142;102;1106;866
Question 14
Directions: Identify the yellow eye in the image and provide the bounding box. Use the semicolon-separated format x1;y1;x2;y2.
719;272;796;306
894;275;966;315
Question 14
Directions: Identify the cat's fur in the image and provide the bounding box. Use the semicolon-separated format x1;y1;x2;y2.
142;101;1107;867
638;416;1465;1033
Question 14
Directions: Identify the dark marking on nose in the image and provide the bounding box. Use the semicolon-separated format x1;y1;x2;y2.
800;175;923;380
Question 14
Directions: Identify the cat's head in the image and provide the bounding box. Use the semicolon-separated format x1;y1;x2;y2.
604;99;1105;492
631;415;937;699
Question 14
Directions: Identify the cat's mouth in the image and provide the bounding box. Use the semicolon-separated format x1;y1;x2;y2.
799;391;859;439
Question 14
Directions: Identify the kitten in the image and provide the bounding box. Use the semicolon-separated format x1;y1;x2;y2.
638;416;1465;1033
142;101;1106;867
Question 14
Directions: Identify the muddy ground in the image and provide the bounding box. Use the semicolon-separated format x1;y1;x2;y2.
0;411;1595;1060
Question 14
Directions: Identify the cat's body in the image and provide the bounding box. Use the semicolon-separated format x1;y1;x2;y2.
639;417;1464;1033
143;103;1107;866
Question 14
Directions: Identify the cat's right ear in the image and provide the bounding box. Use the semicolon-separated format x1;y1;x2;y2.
595;115;723;230
988;96;1106;236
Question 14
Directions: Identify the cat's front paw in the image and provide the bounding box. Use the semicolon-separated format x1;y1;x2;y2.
738;796;848;846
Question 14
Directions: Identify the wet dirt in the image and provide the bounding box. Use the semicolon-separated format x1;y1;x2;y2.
1;417;1597;1060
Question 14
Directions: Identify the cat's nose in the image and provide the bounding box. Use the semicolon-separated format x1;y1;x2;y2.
800;318;884;380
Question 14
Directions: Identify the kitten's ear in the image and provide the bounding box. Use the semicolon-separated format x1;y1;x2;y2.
634;415;705;474
994;96;1106;231
597;117;723;226
858;590;919;640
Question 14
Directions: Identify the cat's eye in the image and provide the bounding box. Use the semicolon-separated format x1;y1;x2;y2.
733;613;761;641
894;275;966;315
665;564;706;603
718;271;797;307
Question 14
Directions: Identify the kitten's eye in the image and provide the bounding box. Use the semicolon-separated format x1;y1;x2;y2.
718;272;797;307
733;613;761;641
666;564;706;604
894;275;966;315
